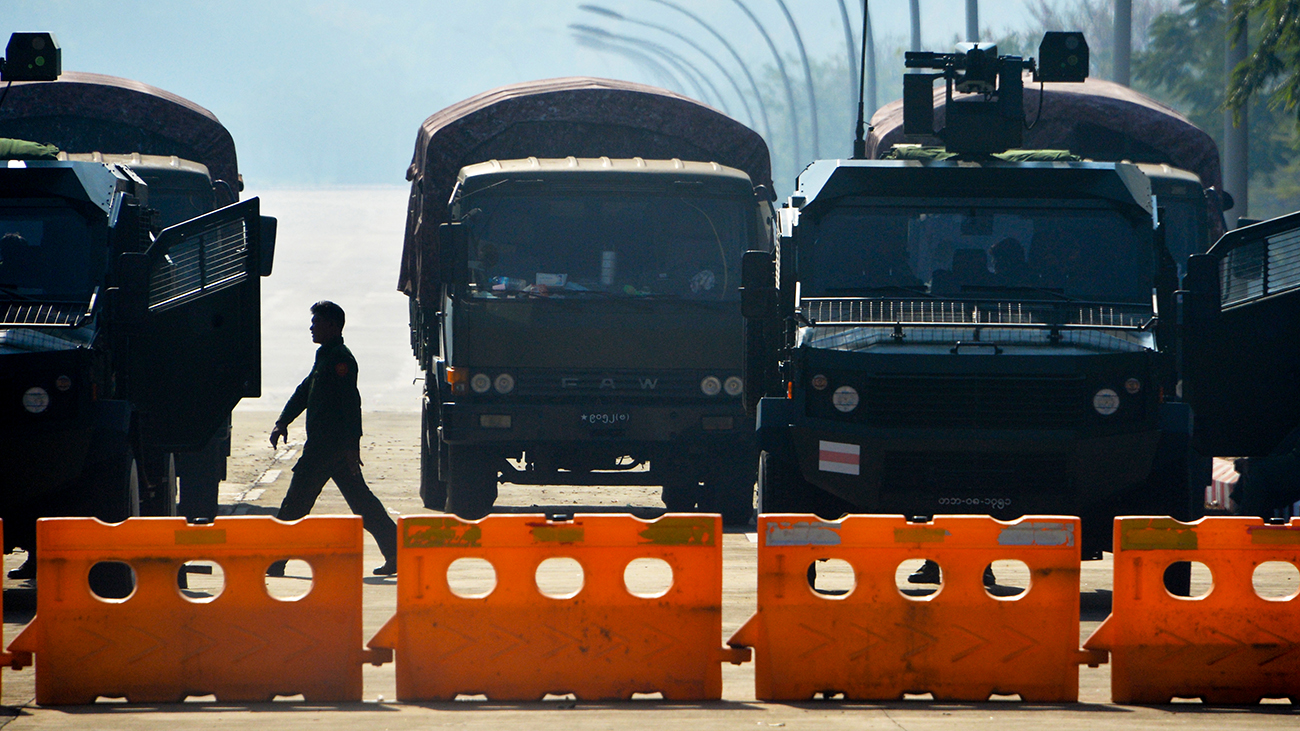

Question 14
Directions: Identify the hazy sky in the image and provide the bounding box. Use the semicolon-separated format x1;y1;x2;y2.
8;1;1041;189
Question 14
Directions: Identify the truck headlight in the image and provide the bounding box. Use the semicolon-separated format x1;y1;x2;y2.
832;385;859;413
470;373;492;394
700;376;722;396
23;386;49;414
1093;388;1120;416
494;373;516;394
723;376;743;397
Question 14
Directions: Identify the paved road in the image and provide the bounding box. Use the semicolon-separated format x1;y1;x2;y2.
2;411;1296;729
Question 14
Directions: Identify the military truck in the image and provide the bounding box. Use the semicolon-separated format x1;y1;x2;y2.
400;78;774;522
740;34;1288;556
0;43;274;555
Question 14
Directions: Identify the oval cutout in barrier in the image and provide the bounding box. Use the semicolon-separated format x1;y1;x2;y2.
178;560;225;603
88;561;136;601
895;558;940;599
1163;560;1213;599
984;559;1031;599
807;558;855;597
535;557;584;599
623;557;673;598
447;557;498;598
1252;560;1300;601
265;558;314;601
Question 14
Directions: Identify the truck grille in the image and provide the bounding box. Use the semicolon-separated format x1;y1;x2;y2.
504;369;729;402
858;374;1087;429
881;451;1069;499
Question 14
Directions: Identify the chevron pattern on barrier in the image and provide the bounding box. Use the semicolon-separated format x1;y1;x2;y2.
729;514;1102;702
368;513;748;701
1084;516;1300;704
7;516;388;704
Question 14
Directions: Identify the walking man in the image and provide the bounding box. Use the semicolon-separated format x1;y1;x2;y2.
269;300;397;576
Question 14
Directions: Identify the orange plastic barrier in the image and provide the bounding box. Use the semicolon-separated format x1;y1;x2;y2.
729;514;1102;702
368;513;748;701
1084;516;1300;704
7;516;389;704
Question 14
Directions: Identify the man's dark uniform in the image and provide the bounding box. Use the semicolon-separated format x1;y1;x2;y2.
275;335;397;562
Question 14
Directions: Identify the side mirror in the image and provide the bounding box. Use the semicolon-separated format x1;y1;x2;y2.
258;216;277;277
437;221;467;285
740;249;777;319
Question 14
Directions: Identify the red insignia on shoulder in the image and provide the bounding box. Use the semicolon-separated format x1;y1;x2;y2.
335;362;350;377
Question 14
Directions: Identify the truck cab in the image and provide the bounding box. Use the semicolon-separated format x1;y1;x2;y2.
431;158;769;521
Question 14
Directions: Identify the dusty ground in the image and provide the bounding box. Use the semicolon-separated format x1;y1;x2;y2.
1;410;1296;729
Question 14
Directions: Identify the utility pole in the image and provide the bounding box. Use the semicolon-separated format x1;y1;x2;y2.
646;0;774;143
1223;13;1249;225
732;0;802;165
910;0;921;51
966;0;978;42
1114;0;1132;86
774;0;820;158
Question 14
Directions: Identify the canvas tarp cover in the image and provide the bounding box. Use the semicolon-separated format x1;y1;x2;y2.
399;77;772;296
867;77;1221;193
0;71;238;187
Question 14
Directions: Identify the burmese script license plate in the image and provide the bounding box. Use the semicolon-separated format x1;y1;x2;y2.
582;411;630;428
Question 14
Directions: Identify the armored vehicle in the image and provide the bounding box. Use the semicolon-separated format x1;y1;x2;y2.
743;34;1300;555
0;51;274;552
400;78;773;522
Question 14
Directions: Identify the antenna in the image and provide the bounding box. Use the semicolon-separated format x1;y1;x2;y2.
852;0;869;159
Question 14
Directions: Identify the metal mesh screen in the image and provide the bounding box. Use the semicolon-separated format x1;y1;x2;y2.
1221;226;1300;308
149;219;248;311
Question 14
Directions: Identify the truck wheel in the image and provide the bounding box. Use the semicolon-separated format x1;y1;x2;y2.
759;450;849;519
445;445;498;520
661;476;701;512
1135;440;1209;596
92;451;141;524
709;472;756;527
419;400;448;510
176;423;228;521
139;452;178;517
758;450;799;514
86;452;138;598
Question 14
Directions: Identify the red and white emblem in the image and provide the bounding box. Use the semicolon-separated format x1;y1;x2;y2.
818;440;860;475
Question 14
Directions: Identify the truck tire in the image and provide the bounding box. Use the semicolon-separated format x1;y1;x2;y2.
139;451;178;517
91;450;141;524
1135;438;1209;596
660;476;701;513
176;423;228;521
708;472;756;527
419;399;448;511
445;445;498;520
758;450;850;520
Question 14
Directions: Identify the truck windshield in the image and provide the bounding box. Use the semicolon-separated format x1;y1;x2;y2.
464;191;748;300
0;206;100;300
805;201;1153;304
